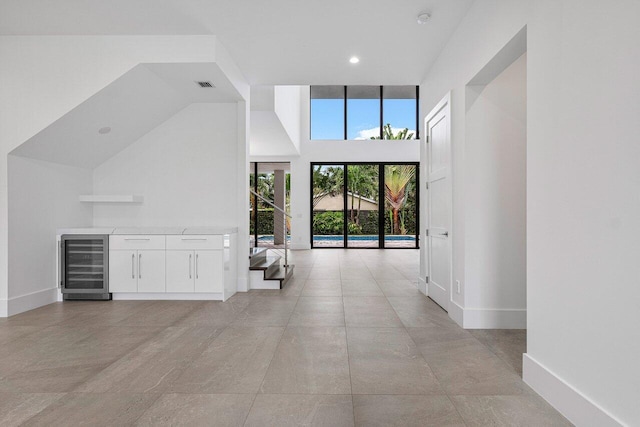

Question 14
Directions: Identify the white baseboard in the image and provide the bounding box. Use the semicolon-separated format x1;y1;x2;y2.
249;270;280;290
2;287;59;317
237;276;249;292
291;243;311;250
112;293;223;300
523;354;623;427
462;307;526;329
418;277;427;295
448;300;465;327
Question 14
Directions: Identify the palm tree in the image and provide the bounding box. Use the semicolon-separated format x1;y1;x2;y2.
384;165;415;235
312;165;343;208
370;124;415;140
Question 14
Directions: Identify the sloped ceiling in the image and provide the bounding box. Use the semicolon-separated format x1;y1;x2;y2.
10;62;243;168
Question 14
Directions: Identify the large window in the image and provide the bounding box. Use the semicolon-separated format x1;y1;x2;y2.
311;162;419;249
310;86;345;140
310;85;419;140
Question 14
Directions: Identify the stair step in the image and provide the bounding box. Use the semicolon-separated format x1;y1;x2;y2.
249;247;268;260
264;265;295;289
249;256;281;271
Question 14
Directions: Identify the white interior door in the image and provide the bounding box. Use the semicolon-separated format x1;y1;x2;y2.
425;94;452;311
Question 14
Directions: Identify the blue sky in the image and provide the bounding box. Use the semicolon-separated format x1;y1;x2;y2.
311;98;417;140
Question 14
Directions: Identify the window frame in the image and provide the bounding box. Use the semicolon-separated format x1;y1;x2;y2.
310;85;420;141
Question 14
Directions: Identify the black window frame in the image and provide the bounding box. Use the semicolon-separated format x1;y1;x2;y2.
310;85;420;141
310;161;420;249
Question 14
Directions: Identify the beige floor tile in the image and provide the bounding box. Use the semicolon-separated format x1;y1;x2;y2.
261;327;351;394
135;393;255;426
233;296;298;326
470;329;527;375
415;338;529;395
301;279;343;296
76;326;221;393
288;297;345;327
353;395;464;427
21;392;160;427
170;326;284;393
245;394;354;427
450;395;573;426
0;393;64;427
343;297;403;328
376;280;422;297
387;296;453;327
347;327;442;395
341;280;384;297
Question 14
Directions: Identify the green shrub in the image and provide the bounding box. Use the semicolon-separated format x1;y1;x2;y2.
313;211;343;235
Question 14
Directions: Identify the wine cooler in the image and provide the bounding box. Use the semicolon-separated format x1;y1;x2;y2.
61;235;110;300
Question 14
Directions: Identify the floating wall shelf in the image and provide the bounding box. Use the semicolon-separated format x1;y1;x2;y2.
79;195;144;203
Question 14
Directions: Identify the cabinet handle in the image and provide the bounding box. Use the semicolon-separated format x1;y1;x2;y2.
139;253;142;279
181;238;207;241
196;254;199;279
125;238;150;241
189;254;192;279
131;253;135;279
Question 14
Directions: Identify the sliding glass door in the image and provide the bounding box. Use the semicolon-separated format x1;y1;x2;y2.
347;164;379;248
311;162;418;249
312;164;345;248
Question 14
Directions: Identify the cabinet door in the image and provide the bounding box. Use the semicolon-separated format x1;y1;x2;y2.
166;251;194;292
109;250;137;292
194;250;223;293
137;250;166;292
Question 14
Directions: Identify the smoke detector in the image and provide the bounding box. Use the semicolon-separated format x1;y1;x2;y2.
417;12;431;24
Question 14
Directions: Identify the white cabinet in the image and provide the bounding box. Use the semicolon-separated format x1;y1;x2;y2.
108;232;233;299
195;251;223;293
137;250;166;292
109;250;138;292
166;251;194;293
166;249;223;293
109;236;166;293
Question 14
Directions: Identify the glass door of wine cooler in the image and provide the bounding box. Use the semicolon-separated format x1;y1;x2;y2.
61;235;110;299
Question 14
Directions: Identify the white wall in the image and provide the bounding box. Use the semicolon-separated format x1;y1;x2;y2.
464;53;527;325
6;156;93;316
420;0;639;424
93;103;238;227
0;36;251;309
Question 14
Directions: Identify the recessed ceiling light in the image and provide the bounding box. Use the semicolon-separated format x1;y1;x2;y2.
417;12;431;24
349;56;360;64
98;127;111;135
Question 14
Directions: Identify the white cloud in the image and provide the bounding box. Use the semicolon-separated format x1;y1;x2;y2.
354;126;417;140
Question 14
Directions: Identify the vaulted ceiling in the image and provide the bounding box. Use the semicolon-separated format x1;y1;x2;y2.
0;0;474;85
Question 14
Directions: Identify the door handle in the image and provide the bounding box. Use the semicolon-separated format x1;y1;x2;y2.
196;254;199;279
189;254;192;279
138;253;142;279
441;231;449;237
131;253;135;279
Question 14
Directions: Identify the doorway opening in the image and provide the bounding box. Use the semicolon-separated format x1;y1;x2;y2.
310;162;419;249
249;162;290;249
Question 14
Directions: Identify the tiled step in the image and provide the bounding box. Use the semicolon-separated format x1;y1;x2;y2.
249;247;268;267
264;264;295;289
249;256;281;278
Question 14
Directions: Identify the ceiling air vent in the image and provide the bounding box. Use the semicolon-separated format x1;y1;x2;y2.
196;81;215;88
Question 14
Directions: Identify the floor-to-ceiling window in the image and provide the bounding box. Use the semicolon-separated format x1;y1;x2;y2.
311;162;418;249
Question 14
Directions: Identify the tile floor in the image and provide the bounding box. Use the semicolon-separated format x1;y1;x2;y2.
0;249;571;426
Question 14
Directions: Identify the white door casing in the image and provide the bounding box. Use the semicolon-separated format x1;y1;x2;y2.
425;93;452;311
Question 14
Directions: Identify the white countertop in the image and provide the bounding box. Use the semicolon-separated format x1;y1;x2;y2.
58;226;238;236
